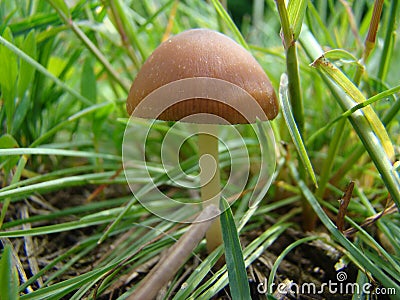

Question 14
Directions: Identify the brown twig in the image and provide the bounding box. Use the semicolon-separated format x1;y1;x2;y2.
161;0;179;42
85;165;124;202
363;0;384;61
93;218;186;298
336;181;355;232
344;201;398;237
128;205;220;300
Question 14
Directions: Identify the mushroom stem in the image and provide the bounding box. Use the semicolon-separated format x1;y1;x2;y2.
198;124;223;253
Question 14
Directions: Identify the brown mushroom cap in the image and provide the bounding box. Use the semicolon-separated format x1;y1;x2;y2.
127;29;278;124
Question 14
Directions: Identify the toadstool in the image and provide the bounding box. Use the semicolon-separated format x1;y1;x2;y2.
126;28;278;253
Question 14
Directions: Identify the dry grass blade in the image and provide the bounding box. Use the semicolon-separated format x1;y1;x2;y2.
344;202;398;237
364;0;384;60
162;0;179;42
128;205;220;300
311;54;395;160
336;181;354;232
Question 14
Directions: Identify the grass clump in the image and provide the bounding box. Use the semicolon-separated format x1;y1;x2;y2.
0;0;399;299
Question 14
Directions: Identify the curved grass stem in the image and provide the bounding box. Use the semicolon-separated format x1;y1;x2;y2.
275;0;314;229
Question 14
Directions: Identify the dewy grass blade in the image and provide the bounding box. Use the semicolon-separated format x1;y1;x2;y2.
279;73;318;187
311;54;395;160
220;198;251;300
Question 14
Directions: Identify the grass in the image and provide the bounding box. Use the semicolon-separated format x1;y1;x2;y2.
0;0;399;299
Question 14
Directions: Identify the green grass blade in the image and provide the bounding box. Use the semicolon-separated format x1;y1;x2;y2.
311;54;395;160
275;0;306;150
220;198;251;300
47;0;130;93
109;0;145;63
307;84;400;145
0;134;20;228
0;34;92;106
81;57;96;103
19;266;114;300
289;162;400;295
0;134;19;173
320;198;400;275
98;151;204;243
16;30;36;100
0;210;133;238
210;0;249;49
30;101;113;147
275;0;292;49
1;2;399;299
172;247;224;299
188;220;292;299
287;0;308;39
278;73;318;187
378;0;398;81
306;2;337;47
47;0;71;20
314;118;346;197
0;28;18;133
267;235;319;293
0;171;124;202
0;244;19;300
300;28;400;208
0;148;121;161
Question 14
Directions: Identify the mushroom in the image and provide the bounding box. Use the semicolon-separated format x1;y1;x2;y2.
126;28;278;253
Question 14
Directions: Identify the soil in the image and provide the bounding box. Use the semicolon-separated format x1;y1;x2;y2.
1;185;392;300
